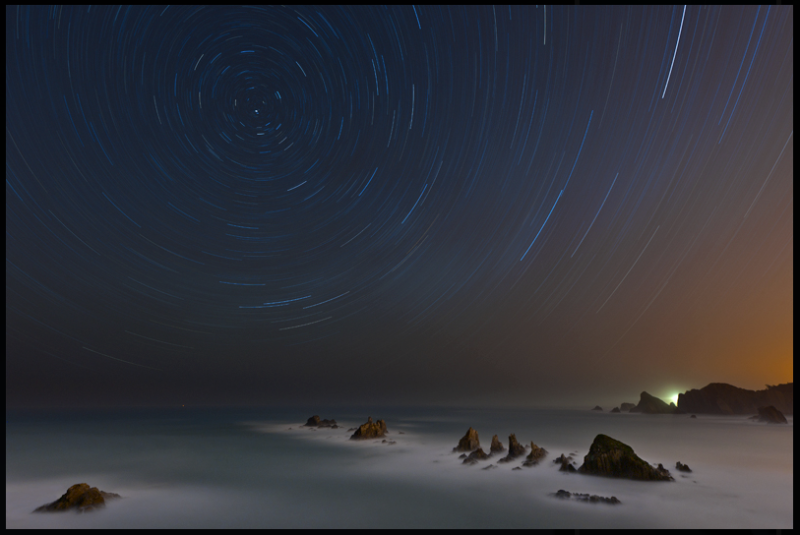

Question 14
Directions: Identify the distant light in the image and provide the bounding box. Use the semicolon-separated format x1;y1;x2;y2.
671;394;679;405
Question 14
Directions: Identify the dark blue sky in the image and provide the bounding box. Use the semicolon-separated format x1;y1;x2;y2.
6;6;793;408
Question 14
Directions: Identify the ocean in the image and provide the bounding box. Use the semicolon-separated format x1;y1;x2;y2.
5;406;793;528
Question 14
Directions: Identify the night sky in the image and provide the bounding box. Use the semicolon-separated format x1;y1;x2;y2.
6;6;793;409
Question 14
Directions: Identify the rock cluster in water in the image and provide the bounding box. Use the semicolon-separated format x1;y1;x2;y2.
453;427;480;452
350;416;387;439
462;447;490;465
578;434;673;481
554;489;620;504
304;415;339;428
33;483;120;513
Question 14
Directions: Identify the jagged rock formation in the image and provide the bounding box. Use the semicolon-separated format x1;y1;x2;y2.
619;403;636;412
554;453;577;472
489;434;505;454
453;427;480;452
554;489;621;504
756;405;788;424
33;483;120;513
522;442;548;467
462;447;490;465
610;407;621;413
675;461;692;472
497;434;527;463
677;383;793;415
578;434;673;481
592;405;603;411
350;417;387;439
629;392;682;414
304;415;338;428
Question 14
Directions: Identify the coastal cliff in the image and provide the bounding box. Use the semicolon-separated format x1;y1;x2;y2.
677;383;793;415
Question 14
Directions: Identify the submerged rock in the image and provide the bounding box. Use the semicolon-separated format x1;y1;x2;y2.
592;405;603;411
482;464;498;470
552;489;620;504
489;434;505;454
675;461;692;473
522;442;548;467
463;447;490;465
350;417;387;439
453;427;481;452
578;434;673;481
757;405;788;424
497;434;527;463
33;483;120;513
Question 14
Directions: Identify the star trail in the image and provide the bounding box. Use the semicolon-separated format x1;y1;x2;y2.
6;6;793;408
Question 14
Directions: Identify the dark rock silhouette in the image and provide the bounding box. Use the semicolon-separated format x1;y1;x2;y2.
610;407;621;413
592;405;603;411
690;414;697;418
554;453;577;472
304;415;338;428
677;383;793;415
350;417;387;439
453;427;480;452
522;442;548;467
756;405;788;424
675;461;692;472
489;434;505;454
553;490;620;504
33;483;120;513
578;434;673;481
482;464;497;470
463;447;490;465
497;434;527;463
630;391;682;414
620;403;636;412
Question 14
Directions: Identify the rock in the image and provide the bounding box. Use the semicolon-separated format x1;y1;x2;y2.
489;434;505;454
592;406;603;411
578;434;673;481
482;464;497;470
458;453;467;459
677;383;793;415
560;462;577;473
304;415;321;426
33;483;120;513
522;442;548;466
497;434;527;463
555;453;576;472
675;461;692;472
620;403;636;412
610;407;621;413
463;447;490;465
757;405;788;424
350;416;387;440
552;489;620;504
346;428;356;432
629;391;682;414
453;427;480;452
690;414;697;418
512;467;522;471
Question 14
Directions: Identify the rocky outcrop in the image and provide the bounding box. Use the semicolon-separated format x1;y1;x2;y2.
33;483;120;513
629;392;682;414
497;434;527;463
554;489;620;504
592;406;603;411
453;427;480;452
522;442;548;467
675;461;692;472
619;403;636;412
463;447;490;465
350;417;387;439
489;434;505;454
304;415;338;428
554;453;577;472
610;407;621;413
677;383;793;415
757;405;788;424
578;434;673;481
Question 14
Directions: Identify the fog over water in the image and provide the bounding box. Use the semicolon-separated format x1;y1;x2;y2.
5;407;793;528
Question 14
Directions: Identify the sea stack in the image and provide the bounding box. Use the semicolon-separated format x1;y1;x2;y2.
453;427;481;452
497;434;527;463
350;416;387;439
629;392;682;414
578;434;673;481
522;442;548;466
489;434;505;454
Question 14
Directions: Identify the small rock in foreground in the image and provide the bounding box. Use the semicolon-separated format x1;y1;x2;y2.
33;483;120;513
553;489;620;504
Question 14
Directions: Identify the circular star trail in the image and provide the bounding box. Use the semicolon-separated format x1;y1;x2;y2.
6;6;793;406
